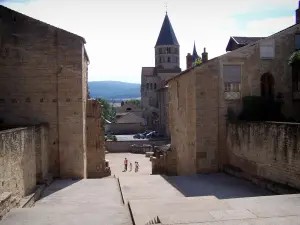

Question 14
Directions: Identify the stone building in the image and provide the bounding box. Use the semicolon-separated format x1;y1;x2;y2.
166;3;300;176
141;12;181;130
0;5;99;179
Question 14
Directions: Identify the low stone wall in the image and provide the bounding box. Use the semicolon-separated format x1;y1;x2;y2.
105;123;147;135
0;125;49;218
106;140;169;153
151;150;177;176
227;122;300;192
131;144;153;154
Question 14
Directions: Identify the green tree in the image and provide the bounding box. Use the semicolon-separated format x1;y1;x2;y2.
125;99;141;106
96;98;116;122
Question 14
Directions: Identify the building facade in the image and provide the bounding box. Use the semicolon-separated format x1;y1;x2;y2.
0;5;90;178
141;13;181;130
167;4;300;176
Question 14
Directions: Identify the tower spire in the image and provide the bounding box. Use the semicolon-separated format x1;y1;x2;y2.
165;3;168;14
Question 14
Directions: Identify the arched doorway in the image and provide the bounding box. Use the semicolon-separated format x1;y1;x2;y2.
260;73;274;98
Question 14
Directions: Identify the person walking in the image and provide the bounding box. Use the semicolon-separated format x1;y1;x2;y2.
129;162;132;171
124;158;128;172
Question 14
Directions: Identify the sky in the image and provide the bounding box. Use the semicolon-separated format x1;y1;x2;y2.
0;0;298;83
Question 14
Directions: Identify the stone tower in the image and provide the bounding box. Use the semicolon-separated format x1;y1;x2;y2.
155;12;180;70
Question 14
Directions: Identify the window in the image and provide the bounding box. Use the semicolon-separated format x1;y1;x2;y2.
167;57;170;62
159;48;162;54
154;83;157;89
150;83;153;90
146;83;149;90
175;57;178;63
223;65;241;100
296;34;300;50
175;48;178;54
159;57;162;63
260;39;275;59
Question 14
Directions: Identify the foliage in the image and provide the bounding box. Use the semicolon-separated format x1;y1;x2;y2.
105;134;117;141
238;96;285;121
96;98;116;122
125;99;141;106
288;50;300;66
193;57;202;66
226;107;238;122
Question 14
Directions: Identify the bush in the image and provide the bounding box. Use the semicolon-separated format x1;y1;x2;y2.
105;134;117;141
238;96;285;121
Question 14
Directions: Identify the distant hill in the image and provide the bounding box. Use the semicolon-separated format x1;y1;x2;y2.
88;81;141;101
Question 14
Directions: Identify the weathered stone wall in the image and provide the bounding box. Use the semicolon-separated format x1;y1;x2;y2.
0;127;36;197
227;122;300;190
86;99;106;178
152;150;177;176
168;70;197;175
195;61;220;173
0;6;87;178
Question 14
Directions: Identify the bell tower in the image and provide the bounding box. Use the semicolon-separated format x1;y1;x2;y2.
154;12;180;69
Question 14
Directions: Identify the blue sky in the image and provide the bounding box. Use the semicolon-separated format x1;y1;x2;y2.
1;0;297;83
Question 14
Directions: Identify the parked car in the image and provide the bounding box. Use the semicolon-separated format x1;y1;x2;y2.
133;130;152;139
146;131;165;139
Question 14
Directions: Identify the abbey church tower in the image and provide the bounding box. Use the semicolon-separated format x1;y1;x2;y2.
141;12;181;129
155;13;180;70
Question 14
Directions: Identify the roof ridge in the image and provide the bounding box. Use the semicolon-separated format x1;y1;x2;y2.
155;13;179;47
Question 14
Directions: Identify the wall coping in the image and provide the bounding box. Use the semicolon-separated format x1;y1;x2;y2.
228;121;300;126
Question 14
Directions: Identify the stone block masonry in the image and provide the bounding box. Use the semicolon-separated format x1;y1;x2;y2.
0;5;88;178
227;122;300;191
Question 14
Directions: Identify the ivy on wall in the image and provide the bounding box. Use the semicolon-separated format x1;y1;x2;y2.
289;50;300;66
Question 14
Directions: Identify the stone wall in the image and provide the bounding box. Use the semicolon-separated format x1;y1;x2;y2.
105;123;147;135
168;70;197;175
152;150;177;176
0;6;87;178
86;99;107;178
106;140;169;153
0;127;36;197
227;122;300;190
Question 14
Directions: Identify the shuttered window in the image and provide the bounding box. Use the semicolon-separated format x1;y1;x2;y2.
260;39;275;59
223;65;241;83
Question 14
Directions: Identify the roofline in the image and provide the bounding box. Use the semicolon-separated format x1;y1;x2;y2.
231;36;239;44
167;22;299;83
1;5;86;44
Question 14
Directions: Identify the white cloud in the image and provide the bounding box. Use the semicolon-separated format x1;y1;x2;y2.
2;0;297;83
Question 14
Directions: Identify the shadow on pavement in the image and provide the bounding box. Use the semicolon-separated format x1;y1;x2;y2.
162;173;273;199
40;179;81;199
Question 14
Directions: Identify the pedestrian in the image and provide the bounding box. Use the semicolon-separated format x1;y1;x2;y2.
135;161;139;172
124;158;128;172
129;162;132;171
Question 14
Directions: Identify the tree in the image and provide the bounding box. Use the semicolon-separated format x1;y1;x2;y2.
96;98;116;122
125;99;141;106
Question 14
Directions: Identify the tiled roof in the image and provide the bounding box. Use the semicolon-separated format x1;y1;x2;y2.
232;36;265;45
155;13;179;47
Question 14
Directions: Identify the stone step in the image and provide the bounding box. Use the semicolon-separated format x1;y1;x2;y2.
129;197;230;225
159;216;300;225
0;207;132;225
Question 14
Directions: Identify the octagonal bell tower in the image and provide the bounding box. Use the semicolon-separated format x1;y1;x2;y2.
155;12;180;69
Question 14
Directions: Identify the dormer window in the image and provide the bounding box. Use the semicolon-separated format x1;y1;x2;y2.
295;34;300;50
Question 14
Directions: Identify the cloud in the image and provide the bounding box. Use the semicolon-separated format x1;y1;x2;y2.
2;0;298;83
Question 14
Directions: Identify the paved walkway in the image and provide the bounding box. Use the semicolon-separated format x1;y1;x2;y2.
1;178;132;225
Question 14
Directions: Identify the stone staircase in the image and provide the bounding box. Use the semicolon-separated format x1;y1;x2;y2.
0;178;132;225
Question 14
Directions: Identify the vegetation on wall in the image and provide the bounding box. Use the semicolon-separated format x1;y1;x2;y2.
124;99;141;106
105;134;117;141
96;98;116;122
237;96;285;121
289;50;300;66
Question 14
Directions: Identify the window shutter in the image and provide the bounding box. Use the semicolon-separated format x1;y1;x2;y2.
260;39;275;58
223;65;241;83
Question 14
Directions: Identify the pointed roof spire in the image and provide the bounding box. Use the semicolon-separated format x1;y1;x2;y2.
155;13;179;47
192;41;200;61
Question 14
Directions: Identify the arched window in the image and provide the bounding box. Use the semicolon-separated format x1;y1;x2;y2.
146;83;149;90
261;73;274;98
150;83;153;90
167;57;170;62
154;83;157;89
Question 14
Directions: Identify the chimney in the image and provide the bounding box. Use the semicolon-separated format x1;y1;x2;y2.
202;48;208;63
186;53;192;69
296;1;300;24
